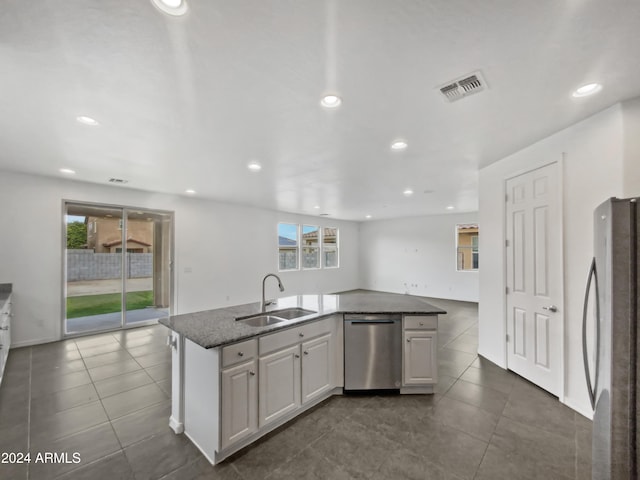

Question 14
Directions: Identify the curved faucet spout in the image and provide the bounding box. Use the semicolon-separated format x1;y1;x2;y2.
261;273;285;312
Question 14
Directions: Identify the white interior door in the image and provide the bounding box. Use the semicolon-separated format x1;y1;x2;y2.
505;162;563;396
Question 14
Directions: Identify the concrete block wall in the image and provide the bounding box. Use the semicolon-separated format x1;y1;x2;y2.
67;250;152;281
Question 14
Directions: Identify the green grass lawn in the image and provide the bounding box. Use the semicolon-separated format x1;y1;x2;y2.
66;290;154;319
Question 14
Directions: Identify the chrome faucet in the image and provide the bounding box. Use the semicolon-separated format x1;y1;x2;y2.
261;273;285;312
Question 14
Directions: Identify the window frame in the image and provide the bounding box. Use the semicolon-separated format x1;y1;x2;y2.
301;224;321;270
322;226;339;269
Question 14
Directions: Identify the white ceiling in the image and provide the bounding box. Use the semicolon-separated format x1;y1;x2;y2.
1;0;639;221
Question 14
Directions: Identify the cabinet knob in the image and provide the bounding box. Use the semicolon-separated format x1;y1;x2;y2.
419;322;424;326
249;371;255;376
238;351;244;357
294;354;300;358
0;326;8;331
407;338;411;342
303;351;309;355
299;333;304;337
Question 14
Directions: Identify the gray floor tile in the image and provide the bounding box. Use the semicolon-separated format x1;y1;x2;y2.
88;358;142;382
145;362;171;382
135;351;171;368
156;378;172;396
30;370;92;398
124;430;201;480
458;364;517;395
126;342;168;358
102;382;168;420
158;456;243;480
428;396;499;442
111;400;172;447
271;446;355;480
56;451;135;480
371;447;464;480
30;383;99;421
489;416;576;479
82;349;135;369
78;342;125;358
94;369;155;398
29;422;121;479
0;422;28;452
445;379;508;416
30;400;109;446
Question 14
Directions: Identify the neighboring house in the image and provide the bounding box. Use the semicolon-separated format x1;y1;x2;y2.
457;224;479;270
86;216;154;253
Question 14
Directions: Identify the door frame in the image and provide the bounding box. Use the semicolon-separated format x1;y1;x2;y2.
61;199;175;339
502;157;565;401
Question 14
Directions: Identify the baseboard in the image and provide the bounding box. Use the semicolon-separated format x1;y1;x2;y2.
11;336;60;348
561;397;593;420
169;416;184;434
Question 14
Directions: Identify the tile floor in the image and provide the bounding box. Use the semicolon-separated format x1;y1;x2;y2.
0;298;592;479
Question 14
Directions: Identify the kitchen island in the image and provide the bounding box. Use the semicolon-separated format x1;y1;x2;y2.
160;291;446;464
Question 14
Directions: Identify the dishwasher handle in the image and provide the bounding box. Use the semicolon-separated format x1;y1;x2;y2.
347;319;397;325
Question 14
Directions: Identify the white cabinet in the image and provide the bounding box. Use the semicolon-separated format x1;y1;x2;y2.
0;294;12;387
301;334;333;404
403;331;437;385
220;339;258;449
258;318;335;428
402;315;438;390
220;359;258;449
258;344;301;427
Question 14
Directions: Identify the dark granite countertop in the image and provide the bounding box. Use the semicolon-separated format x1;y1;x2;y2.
159;292;446;349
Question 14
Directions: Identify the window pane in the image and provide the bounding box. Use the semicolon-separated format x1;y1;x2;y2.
456;224;479;271
323;247;338;268
322;227;337;245
278;223;298;246
279;247;298;270
302;247;320;268
302;225;319;246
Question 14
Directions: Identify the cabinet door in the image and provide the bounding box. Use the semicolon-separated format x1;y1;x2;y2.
220;359;258;449
301;334;332;404
259;345;301;427
403;331;437;385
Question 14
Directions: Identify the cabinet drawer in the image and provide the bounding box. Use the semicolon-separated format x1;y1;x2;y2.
260;318;332;355
404;315;437;330
222;339;258;367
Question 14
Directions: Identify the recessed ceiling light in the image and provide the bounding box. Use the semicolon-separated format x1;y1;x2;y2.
76;116;99;126
446;205;455;210
391;140;408;151
150;0;188;16
572;83;602;98
403;189;414;196
314;205;321;209
365;215;372;219
59;168;76;175
247;161;262;172
320;94;342;108
185;189;196;194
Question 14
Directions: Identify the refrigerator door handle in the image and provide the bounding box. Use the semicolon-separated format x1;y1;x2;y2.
582;257;600;410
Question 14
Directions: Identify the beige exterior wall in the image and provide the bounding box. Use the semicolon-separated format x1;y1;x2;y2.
87;217;153;253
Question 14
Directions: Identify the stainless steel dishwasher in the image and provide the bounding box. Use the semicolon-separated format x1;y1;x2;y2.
344;314;402;391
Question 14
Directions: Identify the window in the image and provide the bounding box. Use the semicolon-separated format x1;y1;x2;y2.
456;224;479;271
277;223;340;271
322;227;339;268
302;225;320;269
278;223;299;271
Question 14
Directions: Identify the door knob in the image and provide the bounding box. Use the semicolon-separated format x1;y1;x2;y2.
542;305;558;313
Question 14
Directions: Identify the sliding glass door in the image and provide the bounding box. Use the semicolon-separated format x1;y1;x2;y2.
64;202;173;336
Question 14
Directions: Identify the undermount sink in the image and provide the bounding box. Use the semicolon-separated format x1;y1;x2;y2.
236;308;317;327
268;308;316;319
236;315;287;327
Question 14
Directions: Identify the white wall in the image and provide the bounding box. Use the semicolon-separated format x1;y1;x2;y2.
479;104;625;417
359;213;479;302
0;171;360;347
622;96;640;198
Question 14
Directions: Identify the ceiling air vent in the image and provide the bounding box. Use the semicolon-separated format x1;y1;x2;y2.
108;178;129;184
438;71;487;103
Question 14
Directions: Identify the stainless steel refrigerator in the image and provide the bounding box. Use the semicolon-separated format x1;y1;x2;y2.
583;197;639;479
